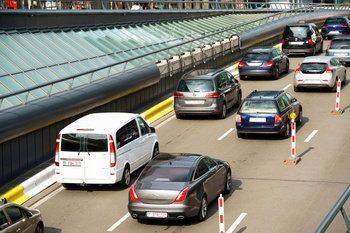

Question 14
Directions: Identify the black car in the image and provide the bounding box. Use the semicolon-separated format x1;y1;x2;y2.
235;90;303;139
173;69;242;119
128;152;231;221
238;46;289;80
282;22;323;56
322;16;350;39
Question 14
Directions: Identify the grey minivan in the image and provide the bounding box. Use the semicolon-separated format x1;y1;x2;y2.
173;69;242;119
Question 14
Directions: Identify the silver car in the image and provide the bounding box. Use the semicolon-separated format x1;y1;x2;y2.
128;153;232;221
0;198;44;233
293;56;347;92
325;35;350;65
173;69;242;119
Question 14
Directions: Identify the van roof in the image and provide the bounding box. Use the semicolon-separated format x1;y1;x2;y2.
60;112;139;133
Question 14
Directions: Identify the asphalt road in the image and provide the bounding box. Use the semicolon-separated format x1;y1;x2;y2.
25;43;350;233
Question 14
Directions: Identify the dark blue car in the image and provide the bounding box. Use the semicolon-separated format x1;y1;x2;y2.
322;16;350;39
235;90;302;139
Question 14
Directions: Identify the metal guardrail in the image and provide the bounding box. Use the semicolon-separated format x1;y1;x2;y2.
315;185;350;233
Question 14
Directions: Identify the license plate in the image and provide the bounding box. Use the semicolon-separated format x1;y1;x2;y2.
185;100;204;104
304;79;319;84
63;160;81;166
290;42;304;45
247;63;262;66
334;53;347;56
146;212;168;218
249;117;266;122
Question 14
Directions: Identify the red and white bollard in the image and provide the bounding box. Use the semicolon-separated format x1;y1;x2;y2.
218;194;225;233
284;112;300;165
331;79;344;115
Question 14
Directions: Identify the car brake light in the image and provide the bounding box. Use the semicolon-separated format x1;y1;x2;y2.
263;61;274;67
322;25;328;29
307;39;313;45
205;92;220;98
129;185;140;201
325;64;333;73
236;114;241;123
55;134;60;167
295;65;301;73
109;135;116;167
174;92;184;98
275;114;282;123
281;39;285;46
326;41;332;50
341;24;348;28
174;187;189;202
238;61;247;67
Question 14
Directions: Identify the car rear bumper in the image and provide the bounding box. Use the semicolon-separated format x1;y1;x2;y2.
236;124;285;134
282;48;313;54
239;69;275;77
174;105;223;116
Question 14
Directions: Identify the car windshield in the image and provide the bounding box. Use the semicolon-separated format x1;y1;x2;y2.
239;100;277;114
139;166;192;182
330;39;350;49
177;79;214;92
244;52;270;60
285;26;309;38
300;63;326;73
325;18;346;24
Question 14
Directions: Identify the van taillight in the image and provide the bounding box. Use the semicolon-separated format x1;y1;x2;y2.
109;135;116;167
55;134;60;167
174;92;184;98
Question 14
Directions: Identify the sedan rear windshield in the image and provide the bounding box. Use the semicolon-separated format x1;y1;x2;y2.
139;166;192;182
300;63;326;73
61;133;108;152
329;39;350;49
325;18;347;24
239;100;277;114
177;79;214;92
244;52;270;60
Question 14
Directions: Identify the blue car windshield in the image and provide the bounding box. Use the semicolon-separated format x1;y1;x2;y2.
239;100;277;114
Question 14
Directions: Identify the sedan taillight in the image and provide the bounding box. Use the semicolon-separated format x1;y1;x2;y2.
263;61;275;67
238;61;247;68
325;64;333;73
129;185;140;201
174;187;189;202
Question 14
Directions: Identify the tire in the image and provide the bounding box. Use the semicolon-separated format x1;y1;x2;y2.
218;103;227;119
35;223;44;233
296;108;303;126
234;92;242;108
237;131;243;138
331;80;338;92
119;166;131;189
282;122;291;139
342;72;347;85
62;183;74;189
176;113;183;119
318;42;323;53
272;67;279;80
152;144;159;159
294;86;300;92
223;169;232;194
309;47;316;56
284;61;289;74
239;75;246;80
197;195;207;221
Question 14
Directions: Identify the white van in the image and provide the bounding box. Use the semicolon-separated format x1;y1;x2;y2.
54;112;159;189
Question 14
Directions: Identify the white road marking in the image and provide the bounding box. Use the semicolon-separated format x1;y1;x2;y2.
283;84;292;90
154;115;176;129
217;128;234;140
30;186;65;209
226;212;247;233
107;213;130;231
304;130;318;142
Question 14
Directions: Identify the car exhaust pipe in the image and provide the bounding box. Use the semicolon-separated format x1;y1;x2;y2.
131;214;138;219
177;216;185;220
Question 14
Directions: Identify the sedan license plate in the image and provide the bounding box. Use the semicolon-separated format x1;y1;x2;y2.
304;79;320;84
290;42;304;45
63;160;81;166
185;100;204;105
146;212;168;218
247;62;262;66
249;117;266;122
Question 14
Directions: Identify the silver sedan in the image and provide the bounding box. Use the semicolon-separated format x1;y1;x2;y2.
128;153;232;221
293;56;347;92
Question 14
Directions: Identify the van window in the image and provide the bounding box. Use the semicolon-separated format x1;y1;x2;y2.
116;120;139;148
61;134;108;152
136;117;150;136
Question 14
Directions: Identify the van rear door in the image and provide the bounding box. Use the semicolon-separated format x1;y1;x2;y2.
59;133;110;181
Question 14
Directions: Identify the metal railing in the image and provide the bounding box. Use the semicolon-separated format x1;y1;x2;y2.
316;185;350;233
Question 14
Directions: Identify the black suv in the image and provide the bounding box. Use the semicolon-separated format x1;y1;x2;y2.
282;22;323;56
235;90;302;139
173;69;242;119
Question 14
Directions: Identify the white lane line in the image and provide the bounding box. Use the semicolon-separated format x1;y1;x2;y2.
304;130;318;142
217;128;234;140
107;213;130;232
153;115;176;129
283;84;292;90
30;186;65;209
226;212;247;233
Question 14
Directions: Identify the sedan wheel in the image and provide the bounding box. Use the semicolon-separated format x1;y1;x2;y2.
197;196;207;221
223;170;232;194
35;224;44;233
273;67;279;80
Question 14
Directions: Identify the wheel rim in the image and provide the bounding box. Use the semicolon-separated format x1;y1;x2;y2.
125;169;130;186
201;197;207;219
222;104;227;118
226;171;232;192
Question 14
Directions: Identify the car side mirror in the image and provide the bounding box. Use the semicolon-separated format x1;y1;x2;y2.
291;98;298;103
151;127;156;134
